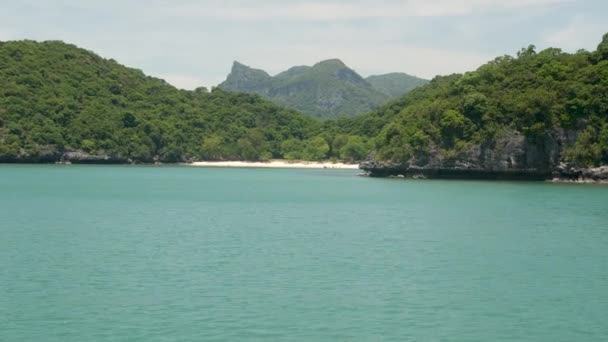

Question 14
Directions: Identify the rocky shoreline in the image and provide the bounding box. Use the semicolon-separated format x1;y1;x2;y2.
551;165;608;183
2;140;607;183
359;161;550;180
359;128;608;183
359;160;608;183
0;147;358;169
0;147;131;164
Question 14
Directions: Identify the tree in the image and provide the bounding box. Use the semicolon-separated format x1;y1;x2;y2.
565;126;601;166
439;109;468;143
122;112;138;128
281;139;304;160
597;33;608;61
332;134;350;156
201;135;225;160
81;139;96;152
237;128;268;161
303;136;329;160
517;44;537;58
340;136;367;161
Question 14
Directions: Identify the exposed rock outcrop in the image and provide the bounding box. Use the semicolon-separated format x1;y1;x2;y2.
59;149;130;164
0;144;63;163
0;146;130;164
553;164;608;183
360;129;608;182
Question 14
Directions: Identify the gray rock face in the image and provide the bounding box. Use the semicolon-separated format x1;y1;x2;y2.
0;145;62;163
220;61;272;94
0;146;130;164
553;164;608;182
360;128;608;182
60;149;130;164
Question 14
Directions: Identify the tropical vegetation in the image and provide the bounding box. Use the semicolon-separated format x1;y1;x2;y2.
1;34;608;167
0;40;370;162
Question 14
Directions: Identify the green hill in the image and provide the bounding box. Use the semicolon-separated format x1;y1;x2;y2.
365;73;429;99
219;59;426;119
0;40;367;163
356;34;608;179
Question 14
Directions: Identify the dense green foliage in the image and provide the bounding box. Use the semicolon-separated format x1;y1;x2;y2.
3;35;608;167
343;34;608;167
0;40;372;162
219;59;426;119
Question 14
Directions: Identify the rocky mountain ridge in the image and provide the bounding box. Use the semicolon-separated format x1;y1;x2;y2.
219;60;427;119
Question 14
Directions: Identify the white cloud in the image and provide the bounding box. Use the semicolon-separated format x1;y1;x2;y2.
0;29;15;41
160;0;572;21
1;0;600;90
159;74;206;90
398;0;569;17
544;15;607;51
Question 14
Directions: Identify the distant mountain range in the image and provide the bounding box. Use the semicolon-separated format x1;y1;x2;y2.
218;59;428;119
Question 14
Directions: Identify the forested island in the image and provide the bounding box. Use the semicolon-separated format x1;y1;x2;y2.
0;41;371;163
359;34;608;181
1;35;607;181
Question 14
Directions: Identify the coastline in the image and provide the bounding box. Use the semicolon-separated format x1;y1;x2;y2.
550;178;608;184
186;160;359;169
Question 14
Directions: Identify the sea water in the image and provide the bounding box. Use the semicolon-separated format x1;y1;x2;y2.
1;165;608;341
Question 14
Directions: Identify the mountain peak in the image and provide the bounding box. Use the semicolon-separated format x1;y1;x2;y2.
232;60;246;68
220;61;271;93
365;73;429;99
219;59;427;119
314;59;346;69
231;61;260;73
225;61;269;77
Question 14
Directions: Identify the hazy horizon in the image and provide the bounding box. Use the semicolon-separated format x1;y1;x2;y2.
2;0;607;89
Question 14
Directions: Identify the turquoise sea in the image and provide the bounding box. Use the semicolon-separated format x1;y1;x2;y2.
1;165;608;341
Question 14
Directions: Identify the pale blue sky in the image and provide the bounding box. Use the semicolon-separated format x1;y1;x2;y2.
1;0;607;89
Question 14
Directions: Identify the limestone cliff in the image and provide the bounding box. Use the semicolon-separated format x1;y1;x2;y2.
360;129;608;182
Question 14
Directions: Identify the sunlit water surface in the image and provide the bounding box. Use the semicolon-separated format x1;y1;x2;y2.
1;165;608;341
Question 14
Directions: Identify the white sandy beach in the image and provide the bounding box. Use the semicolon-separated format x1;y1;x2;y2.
187;160;360;169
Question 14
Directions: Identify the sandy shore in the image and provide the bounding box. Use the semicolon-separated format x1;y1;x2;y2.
187;160;359;169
